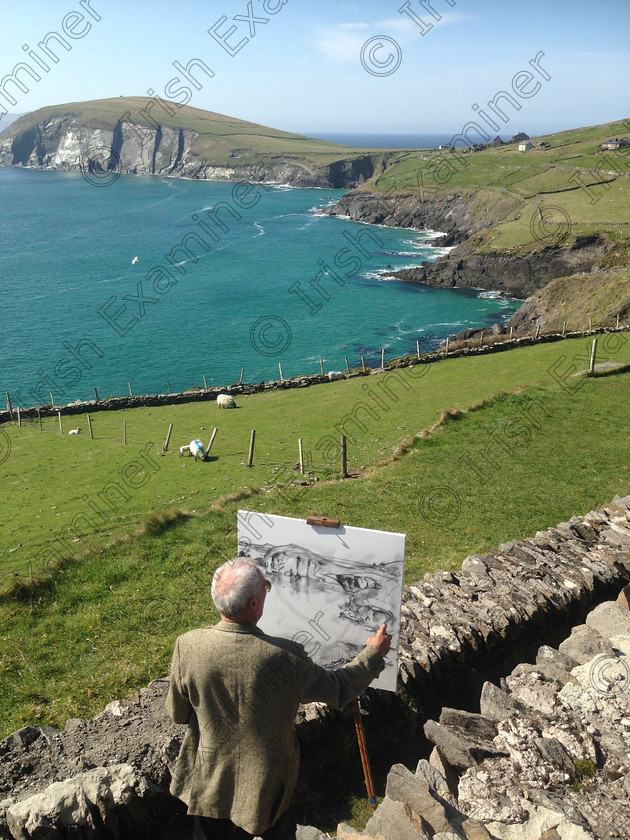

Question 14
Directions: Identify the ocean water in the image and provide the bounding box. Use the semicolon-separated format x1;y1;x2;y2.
0;167;520;408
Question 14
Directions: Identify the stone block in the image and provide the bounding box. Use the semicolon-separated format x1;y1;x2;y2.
586;601;630;640
385;764;463;836
479;682;528;722
558;625;614;664
364;795;429;839
617;583;630;610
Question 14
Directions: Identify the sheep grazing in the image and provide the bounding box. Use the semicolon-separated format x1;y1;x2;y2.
179;445;191;457
189;439;207;461
68;428;82;435
217;393;236;409
328;371;344;381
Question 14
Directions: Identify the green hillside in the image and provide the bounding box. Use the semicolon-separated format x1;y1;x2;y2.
0;96;391;172
1;335;629;737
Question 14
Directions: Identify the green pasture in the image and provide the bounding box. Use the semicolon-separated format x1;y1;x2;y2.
3;335;630;583
0;339;629;738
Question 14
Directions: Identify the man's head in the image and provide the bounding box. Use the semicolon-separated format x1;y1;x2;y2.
211;558;271;624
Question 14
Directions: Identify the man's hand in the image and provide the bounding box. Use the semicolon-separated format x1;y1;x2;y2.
366;624;392;658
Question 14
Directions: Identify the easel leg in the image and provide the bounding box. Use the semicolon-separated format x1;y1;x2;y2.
351;698;377;808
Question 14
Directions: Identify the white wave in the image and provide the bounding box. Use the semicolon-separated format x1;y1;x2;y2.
477;289;502;299
254;222;265;237
97;275;126;284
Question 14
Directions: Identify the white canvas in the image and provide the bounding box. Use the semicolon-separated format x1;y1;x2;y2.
237;510;405;692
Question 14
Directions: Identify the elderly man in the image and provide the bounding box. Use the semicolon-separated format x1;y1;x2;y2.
166;558;391;840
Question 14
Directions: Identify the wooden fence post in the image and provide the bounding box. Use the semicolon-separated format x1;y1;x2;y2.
87;415;94;439
588;317;593;332
617;313;620;329
6;393;13;421
345;356;350;375
37;409;42;431
128;382;133;396
123;420;127;445
240;368;244;385
381;348;385;369
341;435;348;478
167;381;173;394
509;326;513;340
278;362;284;382
50;391;55;408
361;355;366;372
589;338;598;374
58;411;63;435
445;337;449;356
17;407;21;428
298;438;304;474
479;331;484;346
562;321;567;336
163;423;173;451
247;430;256;467
207;428;218;453
535;324;540;339
93;387;99;403
320;357;324;376
416;339;421;360
203;374;208;389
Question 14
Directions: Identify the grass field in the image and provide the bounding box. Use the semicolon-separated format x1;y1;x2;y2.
1;334;630;739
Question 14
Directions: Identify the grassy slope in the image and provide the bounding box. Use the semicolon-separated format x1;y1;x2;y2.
374;117;630;253
1;349;629;736
3;334;630;580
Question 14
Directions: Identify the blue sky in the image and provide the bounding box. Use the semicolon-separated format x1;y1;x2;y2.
0;0;628;136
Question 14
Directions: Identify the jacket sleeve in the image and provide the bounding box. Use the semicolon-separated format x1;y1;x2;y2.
165;638;194;724
296;644;385;709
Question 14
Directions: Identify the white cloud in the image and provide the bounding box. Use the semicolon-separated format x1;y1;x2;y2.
312;13;473;64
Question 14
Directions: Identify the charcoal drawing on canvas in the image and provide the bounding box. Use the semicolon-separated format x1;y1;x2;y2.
237;511;405;692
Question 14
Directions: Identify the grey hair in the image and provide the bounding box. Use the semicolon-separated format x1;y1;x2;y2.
211;558;263;618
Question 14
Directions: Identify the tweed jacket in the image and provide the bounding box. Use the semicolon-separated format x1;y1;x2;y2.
166;621;385;835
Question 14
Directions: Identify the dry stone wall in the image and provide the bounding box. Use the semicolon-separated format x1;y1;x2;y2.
0;497;629;839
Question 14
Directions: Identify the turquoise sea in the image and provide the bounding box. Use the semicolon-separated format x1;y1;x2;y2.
0;167;520;408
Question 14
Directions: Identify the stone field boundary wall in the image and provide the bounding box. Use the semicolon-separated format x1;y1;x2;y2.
2;327;629;426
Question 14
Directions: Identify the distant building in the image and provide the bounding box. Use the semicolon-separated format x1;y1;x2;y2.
601;138;630;150
438;144;451;150
518;141;533;151
511;132;530;143
492;136;504;146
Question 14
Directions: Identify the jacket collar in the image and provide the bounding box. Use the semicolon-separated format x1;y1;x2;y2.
212;621;264;635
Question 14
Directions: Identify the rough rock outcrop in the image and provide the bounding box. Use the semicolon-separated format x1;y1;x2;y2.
391;235;609;300
323;190;481;246
328;592;630;839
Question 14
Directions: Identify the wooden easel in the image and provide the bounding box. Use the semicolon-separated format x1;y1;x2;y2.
306;515;378;809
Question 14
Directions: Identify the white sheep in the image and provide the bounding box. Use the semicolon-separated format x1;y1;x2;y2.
179;445;191;457
327;371;344;381
217;393;236;409
68;427;82;435
189;439;207;461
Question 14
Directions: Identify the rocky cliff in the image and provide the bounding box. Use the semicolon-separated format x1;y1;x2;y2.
392;235;610;300
324;191;612;300
0;110;384;188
